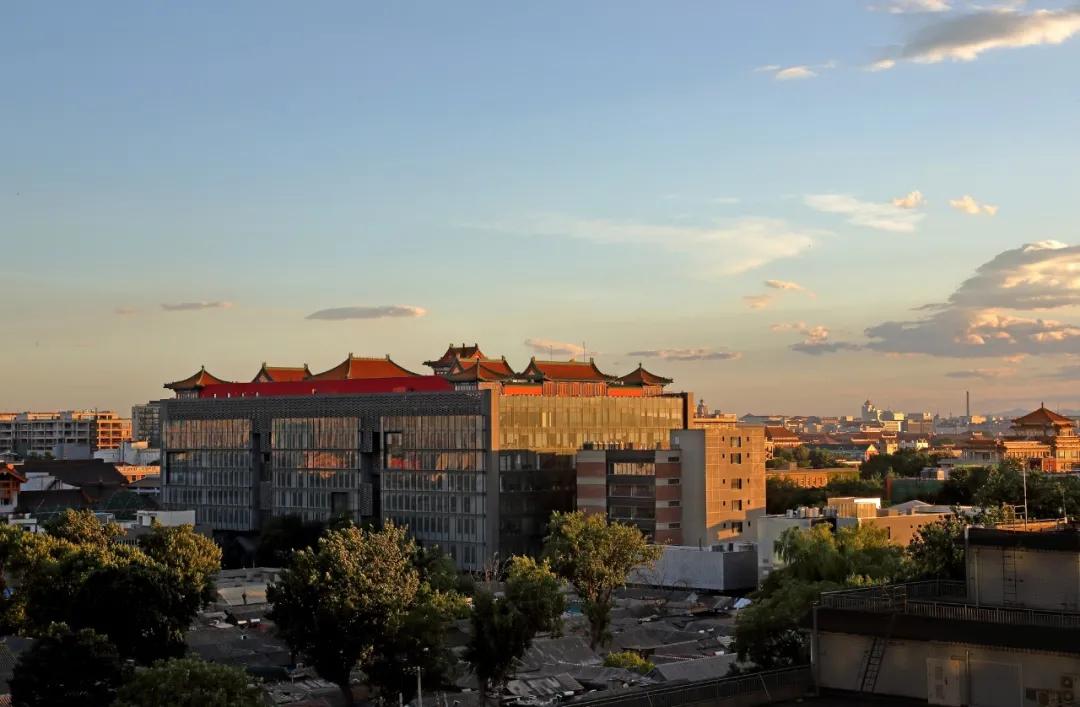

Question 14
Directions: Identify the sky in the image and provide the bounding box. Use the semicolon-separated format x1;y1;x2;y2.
2;1;1079;416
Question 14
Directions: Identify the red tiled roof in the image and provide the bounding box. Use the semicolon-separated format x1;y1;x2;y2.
520;358;614;383
617;364;672;387
451;357;516;377
252;363;311;383
445;361;517;383
0;464;26;483
308;355;420;381
1013;405;1075;427
164;367;231;391
765;425;800;441
424;343;485;368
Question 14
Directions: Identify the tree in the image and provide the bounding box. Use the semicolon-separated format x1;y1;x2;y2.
465;591;531;705
603;651;654;675
10;624;129;707
138;523;222;604
544;511;661;649
114;657;263;707
733;523;905;668
504;556;565;636
907;513;967;580
43;509;122;547
267;523;421;706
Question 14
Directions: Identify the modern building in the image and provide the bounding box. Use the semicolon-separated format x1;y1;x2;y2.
813;523;1080;705
0;410;131;456
160;348;693;569
131;402;163;448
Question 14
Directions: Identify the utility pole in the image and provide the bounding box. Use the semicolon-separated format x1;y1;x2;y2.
1022;464;1029;529
415;666;423;707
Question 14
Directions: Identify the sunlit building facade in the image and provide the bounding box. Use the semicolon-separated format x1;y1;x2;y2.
160;349;692;568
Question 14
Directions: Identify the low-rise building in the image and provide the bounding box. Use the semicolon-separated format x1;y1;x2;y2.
766;467;860;488
813;523;1080;705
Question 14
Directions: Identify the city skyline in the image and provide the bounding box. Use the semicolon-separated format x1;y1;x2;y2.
4;2;1078;414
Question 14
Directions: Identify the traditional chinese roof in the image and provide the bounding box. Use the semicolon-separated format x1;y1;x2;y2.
520;358;614;383
0;464;26;484
1013;405;1075;427
164;366;231;391
616;364;672;387
449;357;516;377
764;425;800;442
445;360;519;383
252;363;311;383
307;354;420;381
424;343;485;369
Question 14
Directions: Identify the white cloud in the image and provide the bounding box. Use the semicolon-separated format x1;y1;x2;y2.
805;193;925;233
497;214;823;276
524;338;586;358
869;0;951;13
867;59;898;72
776;66;817;80
866;242;1080;356
872;6;1080;69
764;279;808;292
306;305;427;320
756;61;837;81
950;194;998;216
743;295;773;310
892;190;926;209
772;322;862;355
161;301;233;312
627;348;742;361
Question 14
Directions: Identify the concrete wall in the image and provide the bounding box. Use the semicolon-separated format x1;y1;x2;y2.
629;544;757;591
672;429;707;548
818;630;1080;706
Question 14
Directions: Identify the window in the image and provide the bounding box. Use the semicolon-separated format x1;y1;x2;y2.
732;478;743;490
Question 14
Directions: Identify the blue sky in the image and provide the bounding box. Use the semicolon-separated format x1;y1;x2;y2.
3;1;1078;415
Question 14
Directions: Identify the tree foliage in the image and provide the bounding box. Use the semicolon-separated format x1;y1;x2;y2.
114;657;263;707
859;450;936;479
138;522;222;604
544;511;661;649
603;651;655;675
906;513;967;581
504;556;565;636
254;514;327;567
10;624;129;707
267;523;421;706
43;509;122;547
734;524;905;668
764;476;884;515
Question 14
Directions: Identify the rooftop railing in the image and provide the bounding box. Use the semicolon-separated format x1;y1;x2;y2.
820;580;1080;630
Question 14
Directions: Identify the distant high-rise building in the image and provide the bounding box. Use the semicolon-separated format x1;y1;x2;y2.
131;402;163;448
0;411;131;456
861;399;880;422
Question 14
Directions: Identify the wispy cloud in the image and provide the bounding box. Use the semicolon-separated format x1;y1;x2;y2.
804;193;925;232
868;0;951;13
870;6;1080;69
490;214;824;275
743;295;773;310
946;367;1018;380
950;194;998;216
627;348;742;361
161;301;233;312
114;307;138;316
892;190;926;209
525;338;587;358
306;305;427;320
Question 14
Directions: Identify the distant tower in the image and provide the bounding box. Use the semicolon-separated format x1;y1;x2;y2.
966;391;971;419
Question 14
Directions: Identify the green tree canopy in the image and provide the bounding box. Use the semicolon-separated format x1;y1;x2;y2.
504;556;565;636
43;509;122;547
113;657;263;707
603;651;654;675
138;523;222;604
544;511;661;649
267;523;421;706
734;523;905;668
10;624;129;707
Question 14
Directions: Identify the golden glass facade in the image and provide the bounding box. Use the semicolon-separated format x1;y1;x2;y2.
497;396;684;453
271;417;367;522
163;418;253;530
